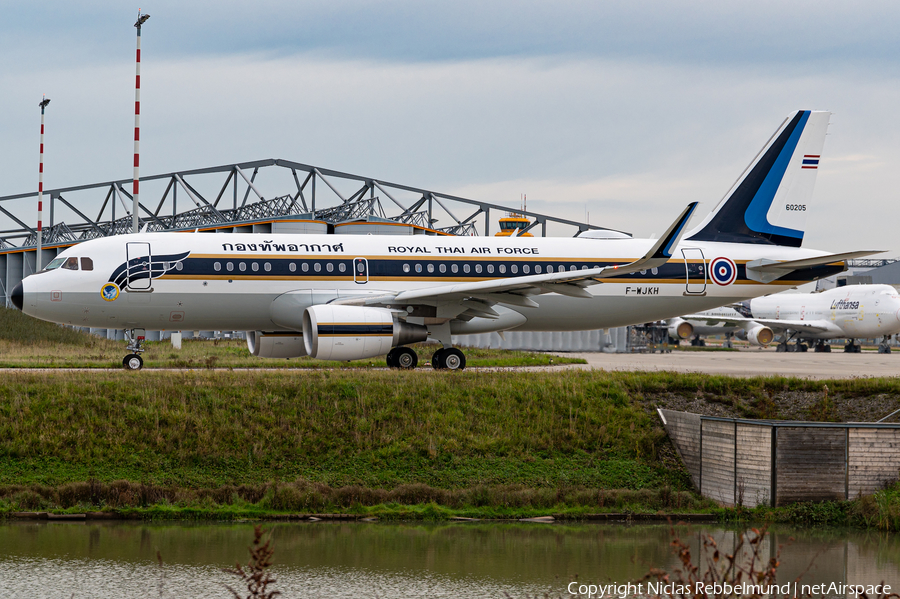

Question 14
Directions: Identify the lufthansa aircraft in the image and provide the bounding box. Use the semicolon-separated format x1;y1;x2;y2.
682;284;900;353
10;110;879;370
666;305;750;347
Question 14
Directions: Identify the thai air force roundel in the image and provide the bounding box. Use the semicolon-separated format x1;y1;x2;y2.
710;257;737;286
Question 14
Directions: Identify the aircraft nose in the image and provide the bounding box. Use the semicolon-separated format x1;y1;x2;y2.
10;282;23;311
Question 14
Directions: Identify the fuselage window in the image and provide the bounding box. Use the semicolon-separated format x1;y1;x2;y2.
451;264;458;274
474;264;481;274
570;265;577;272
651;267;658;275
314;263;322;273
403;263;411;273
439;264;447;274
226;262;234;272
326;262;334;273
43;257;65;271
464;264;472;274
239;262;247;272
214;262;222;272
548;264;555;273
175;262;184;271
251;262;259;272
415;264;423;273
301;262;309;273
289;262;297;273
339;262;346;273
264;262;272;272
582;265;589;270
499;264;506;274
487;264;494;274
81;257;94;271
535;265;541;274
62;257;79;270
510;264;518;274
523;264;530;274
427;264;434;274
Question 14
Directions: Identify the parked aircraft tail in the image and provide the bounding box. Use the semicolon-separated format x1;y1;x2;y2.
685;110;830;247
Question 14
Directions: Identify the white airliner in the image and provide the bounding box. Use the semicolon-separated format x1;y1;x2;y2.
682;284;900;353
10;110;880;370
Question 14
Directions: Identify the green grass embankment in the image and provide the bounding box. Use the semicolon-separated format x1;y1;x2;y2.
0;369;712;518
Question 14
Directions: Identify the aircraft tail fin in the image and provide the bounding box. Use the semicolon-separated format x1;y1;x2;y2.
685;110;830;247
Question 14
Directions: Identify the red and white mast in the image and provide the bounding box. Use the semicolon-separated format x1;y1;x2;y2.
133;9;150;233
37;96;50;270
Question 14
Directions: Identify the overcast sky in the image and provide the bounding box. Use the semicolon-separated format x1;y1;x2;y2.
2;1;899;253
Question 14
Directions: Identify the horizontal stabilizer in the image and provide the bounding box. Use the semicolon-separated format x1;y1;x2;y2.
745;250;884;283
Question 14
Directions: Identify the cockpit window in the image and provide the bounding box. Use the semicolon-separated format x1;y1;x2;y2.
62;257;79;271
81;257;93;271
43;257;65;271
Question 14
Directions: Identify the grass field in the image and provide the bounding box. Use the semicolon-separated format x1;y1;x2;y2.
0;307;584;369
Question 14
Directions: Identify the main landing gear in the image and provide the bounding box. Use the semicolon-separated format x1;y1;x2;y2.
814;341;832;352
385;346;467;371
122;328;146;370
844;340;862;353
878;335;893;354
387;323;467;371
386;346;418;369
775;332;806;352
431;347;466;371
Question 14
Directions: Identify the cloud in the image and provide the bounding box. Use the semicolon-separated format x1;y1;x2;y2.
2;15;900;254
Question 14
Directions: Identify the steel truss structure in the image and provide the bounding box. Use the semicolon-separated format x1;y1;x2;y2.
0;158;619;250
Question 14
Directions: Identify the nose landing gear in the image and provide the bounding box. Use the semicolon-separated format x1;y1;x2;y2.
123;328;147;370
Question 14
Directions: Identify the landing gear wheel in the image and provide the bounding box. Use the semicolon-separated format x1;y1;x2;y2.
431;348;445;370
878;345;892;354
775;343;787;353
798;343;808;352
440;348;466;371
395;347;418;369
123;354;143;370
386;349;398;368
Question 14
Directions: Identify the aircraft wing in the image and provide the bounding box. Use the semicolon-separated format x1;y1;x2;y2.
682;314;833;334
336;202;699;309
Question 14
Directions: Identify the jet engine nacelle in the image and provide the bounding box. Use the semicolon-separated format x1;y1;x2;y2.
302;305;428;361
247;331;307;359
745;323;775;346
667;318;694;340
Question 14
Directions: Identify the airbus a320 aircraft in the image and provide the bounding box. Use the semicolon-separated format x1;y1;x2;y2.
682;284;900;353
10;110;878;370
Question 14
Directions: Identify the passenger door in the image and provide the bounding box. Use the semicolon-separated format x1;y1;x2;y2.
353;257;369;284
682;248;707;295
126;242;152;290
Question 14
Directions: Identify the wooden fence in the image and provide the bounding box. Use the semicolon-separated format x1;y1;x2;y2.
658;408;900;507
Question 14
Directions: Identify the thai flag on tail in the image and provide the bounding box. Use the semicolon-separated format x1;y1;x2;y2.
802;154;820;169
